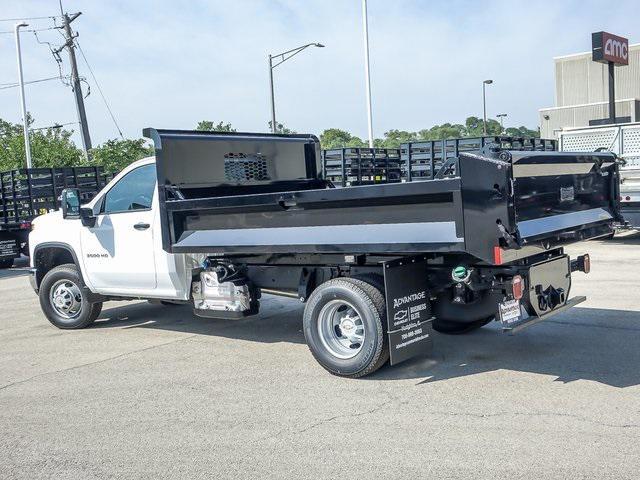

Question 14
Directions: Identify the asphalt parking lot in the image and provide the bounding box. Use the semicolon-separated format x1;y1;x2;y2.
1;233;640;480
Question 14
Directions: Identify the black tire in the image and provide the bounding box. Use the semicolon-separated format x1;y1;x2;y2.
39;263;101;329
433;315;494;335
352;273;385;293
303;277;389;378
0;258;14;269
89;301;103;321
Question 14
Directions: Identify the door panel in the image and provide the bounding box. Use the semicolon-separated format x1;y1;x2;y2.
80;163;158;294
81;209;157;292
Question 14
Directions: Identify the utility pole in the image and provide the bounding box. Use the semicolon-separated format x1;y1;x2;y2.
362;0;374;148
14;22;32;168
57;12;92;157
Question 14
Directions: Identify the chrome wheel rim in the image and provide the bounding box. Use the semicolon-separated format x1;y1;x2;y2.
317;300;365;359
50;279;83;319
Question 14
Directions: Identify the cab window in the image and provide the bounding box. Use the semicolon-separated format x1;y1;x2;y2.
102;164;156;214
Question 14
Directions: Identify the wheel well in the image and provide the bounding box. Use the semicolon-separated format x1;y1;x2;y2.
33;245;78;288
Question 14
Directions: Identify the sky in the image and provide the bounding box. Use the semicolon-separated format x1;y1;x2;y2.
0;0;639;148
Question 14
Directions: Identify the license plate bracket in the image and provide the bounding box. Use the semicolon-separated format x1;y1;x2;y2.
498;298;522;327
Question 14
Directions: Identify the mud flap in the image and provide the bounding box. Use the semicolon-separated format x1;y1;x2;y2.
0;237;19;261
383;255;434;365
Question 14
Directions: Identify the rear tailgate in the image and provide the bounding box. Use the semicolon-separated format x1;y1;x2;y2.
509;151;620;243
457;150;620;264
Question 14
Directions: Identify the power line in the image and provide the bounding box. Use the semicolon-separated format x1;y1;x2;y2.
76;41;124;138
0;15;62;22
33;30;71;87
30;121;78;131
0;75;71;90
0;26;60;35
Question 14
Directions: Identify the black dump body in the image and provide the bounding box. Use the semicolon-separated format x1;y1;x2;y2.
146;129;620;266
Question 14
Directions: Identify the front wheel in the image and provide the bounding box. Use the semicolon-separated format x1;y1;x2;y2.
39;264;102;329
303;278;389;378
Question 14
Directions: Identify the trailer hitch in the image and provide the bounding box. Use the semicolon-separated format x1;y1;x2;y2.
535;285;566;312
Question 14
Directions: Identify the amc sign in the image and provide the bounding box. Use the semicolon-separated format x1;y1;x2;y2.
592;31;629;66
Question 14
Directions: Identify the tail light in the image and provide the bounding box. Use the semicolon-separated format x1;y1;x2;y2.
511;275;524;300
493;246;503;265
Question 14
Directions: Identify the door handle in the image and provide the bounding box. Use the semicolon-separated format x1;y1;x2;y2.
133;222;150;230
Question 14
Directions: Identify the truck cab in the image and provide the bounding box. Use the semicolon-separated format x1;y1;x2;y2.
29;157;192;303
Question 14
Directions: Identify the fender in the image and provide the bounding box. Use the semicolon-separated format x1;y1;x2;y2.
31;242;103;302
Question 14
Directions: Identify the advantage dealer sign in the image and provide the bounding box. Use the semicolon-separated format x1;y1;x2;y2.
383;256;434;365
592;31;629;65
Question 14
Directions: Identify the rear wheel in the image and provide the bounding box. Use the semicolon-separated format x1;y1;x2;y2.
39;264;102;329
303;278;388;378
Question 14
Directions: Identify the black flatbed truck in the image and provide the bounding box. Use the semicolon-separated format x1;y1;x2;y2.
140;128;619;377
0;166;108;268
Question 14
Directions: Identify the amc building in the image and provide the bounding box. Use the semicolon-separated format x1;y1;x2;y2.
539;42;640;138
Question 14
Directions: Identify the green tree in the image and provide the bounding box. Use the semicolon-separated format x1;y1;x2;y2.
418;123;466;140
196;120;236;132
504;125;539;137
319;128;366;149
0;116;84;171
268;121;296;135
464;116;502;136
379;129;418;148
90;138;153;173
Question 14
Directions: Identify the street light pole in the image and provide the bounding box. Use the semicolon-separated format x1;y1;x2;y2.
14;22;32;168
496;113;507;132
482;79;493;136
362;0;374;148
268;42;324;134
268;55;276;134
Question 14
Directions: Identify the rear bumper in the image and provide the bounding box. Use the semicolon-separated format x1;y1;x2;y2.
501;295;586;334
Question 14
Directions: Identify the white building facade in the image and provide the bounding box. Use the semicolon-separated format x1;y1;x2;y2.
539;43;640;138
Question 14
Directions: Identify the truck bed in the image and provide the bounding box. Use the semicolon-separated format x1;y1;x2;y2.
146;129;620;265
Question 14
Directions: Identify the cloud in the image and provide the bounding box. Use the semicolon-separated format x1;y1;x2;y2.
0;0;638;147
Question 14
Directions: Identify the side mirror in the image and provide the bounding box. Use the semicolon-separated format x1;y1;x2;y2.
61;188;81;219
79;207;96;228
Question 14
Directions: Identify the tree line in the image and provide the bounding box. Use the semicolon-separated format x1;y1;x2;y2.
0;115;538;173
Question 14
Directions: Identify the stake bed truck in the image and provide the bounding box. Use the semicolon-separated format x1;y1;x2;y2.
28;129;620;377
0;166;109;269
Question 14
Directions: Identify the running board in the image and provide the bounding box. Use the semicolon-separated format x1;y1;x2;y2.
502;296;586;335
